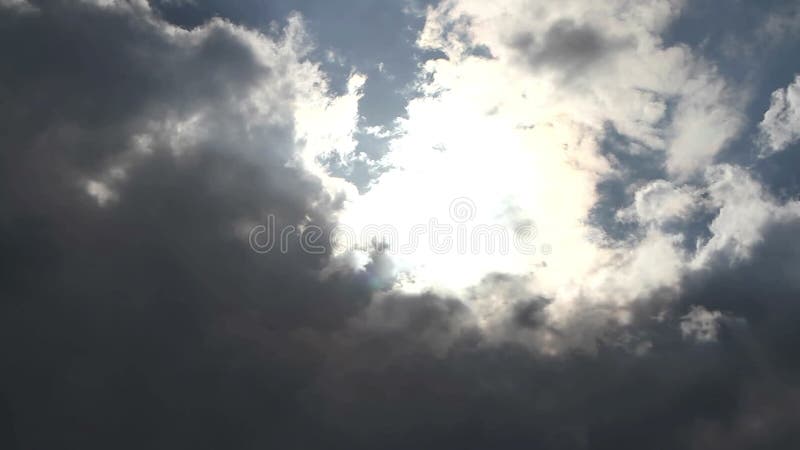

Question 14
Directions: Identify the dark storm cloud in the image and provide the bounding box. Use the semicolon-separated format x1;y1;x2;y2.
511;19;635;75
0;2;372;447
2;2;800;450
672;219;800;449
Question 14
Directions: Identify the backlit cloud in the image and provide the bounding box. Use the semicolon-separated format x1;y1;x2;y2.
2;1;800;449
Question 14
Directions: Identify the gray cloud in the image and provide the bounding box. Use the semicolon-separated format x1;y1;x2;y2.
511;19;635;75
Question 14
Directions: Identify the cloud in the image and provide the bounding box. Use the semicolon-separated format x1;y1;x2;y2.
692;165;800;267
758;74;800;157
337;0;745;321
757;3;800;46
0;2;368;446
2;1;800;449
510;19;635;75
415;0;744;176
680;305;723;342
617;180;700;227
0;0;36;13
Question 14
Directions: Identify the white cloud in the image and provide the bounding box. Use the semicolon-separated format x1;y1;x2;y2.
680;306;723;343
666;68;744;177
693;165;800;267
85;180;117;207
758;75;800;157
618;180;700;227
418;0;743;176
337;0;742;307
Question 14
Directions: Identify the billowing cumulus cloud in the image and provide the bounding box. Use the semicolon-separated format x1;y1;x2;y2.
2;1;800;449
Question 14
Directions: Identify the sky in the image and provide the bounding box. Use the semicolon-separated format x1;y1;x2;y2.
1;0;800;449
